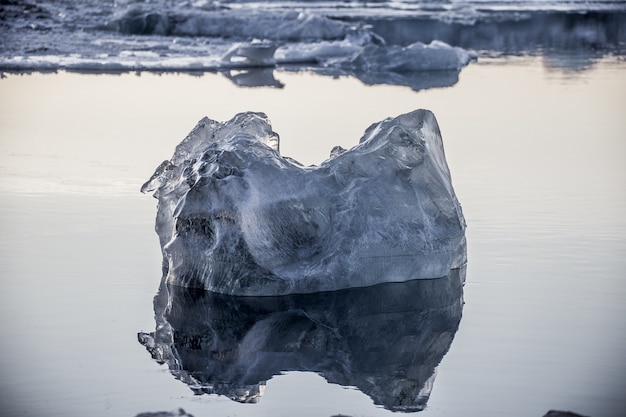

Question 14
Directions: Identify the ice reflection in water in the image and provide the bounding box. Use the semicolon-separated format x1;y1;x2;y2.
138;266;465;412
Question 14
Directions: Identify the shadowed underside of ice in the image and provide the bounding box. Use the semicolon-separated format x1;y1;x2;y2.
142;110;466;296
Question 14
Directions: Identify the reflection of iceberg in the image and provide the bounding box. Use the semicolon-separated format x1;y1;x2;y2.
138;266;466;412
142;110;466;296
278;37;474;91
350;68;462;92
342;40;475;72
220;68;284;88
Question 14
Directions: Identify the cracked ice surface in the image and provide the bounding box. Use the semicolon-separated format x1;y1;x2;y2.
142;110;466;295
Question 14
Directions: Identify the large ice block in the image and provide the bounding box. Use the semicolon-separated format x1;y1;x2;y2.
142;110;466;295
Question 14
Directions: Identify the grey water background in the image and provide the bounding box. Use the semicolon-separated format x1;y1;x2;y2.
1;2;626;417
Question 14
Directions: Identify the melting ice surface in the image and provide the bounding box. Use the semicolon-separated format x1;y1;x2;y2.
138;266;465;411
142;110;466;296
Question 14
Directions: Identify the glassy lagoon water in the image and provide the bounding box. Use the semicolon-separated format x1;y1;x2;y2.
1;56;625;417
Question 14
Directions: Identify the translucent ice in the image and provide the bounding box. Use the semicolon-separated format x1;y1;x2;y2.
142;110;466;296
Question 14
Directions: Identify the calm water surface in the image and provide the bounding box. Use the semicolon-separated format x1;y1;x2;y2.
0;57;625;416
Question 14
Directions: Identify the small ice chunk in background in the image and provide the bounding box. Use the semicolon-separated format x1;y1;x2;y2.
221;41;278;66
142;109;466;296
343;40;477;71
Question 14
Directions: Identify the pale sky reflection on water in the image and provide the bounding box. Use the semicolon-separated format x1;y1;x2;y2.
0;57;625;417
1;59;624;194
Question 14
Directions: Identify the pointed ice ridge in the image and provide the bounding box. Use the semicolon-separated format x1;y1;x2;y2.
143;110;466;295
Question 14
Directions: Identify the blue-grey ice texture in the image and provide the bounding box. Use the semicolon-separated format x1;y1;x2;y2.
142;109;466;295
2;0;623;77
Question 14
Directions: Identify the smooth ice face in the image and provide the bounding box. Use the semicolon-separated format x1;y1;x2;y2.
142;110;466;296
138;268;465;411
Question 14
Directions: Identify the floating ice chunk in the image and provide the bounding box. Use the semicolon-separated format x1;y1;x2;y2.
221;42;278;66
221;68;284;88
275;30;381;64
143;110;466;295
344;40;477;71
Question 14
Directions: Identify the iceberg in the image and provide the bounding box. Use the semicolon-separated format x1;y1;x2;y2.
138;267;465;411
142;110;466;296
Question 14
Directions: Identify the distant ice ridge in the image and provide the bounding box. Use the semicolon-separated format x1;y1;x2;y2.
142;110;466;296
3;0;622;79
104;8;351;40
0;6;475;76
101;7;369;69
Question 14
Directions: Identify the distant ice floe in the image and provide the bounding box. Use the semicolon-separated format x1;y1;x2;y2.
1;7;475;74
1;0;624;86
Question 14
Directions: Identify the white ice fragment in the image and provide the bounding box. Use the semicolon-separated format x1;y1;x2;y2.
221;42;278;66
